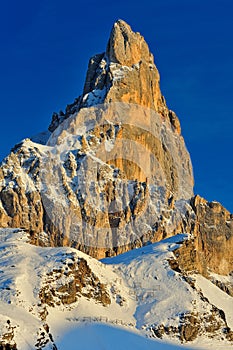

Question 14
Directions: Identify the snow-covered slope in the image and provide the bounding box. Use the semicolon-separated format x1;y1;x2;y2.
0;229;232;349
102;236;233;349
55;323;191;350
0;228;135;349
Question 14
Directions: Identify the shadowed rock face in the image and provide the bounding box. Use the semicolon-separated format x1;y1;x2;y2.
0;21;232;277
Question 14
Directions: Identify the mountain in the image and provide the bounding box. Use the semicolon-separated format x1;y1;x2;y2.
0;20;232;349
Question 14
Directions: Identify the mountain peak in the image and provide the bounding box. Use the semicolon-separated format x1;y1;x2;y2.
106;20;152;66
49;20;181;135
79;19;174;121
1;21;233;349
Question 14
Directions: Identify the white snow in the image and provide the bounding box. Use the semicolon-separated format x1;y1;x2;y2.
110;63;136;82
102;234;194;329
82;88;107;107
195;274;233;329
0;229;232;349
104;139;115;152
55;323;191;350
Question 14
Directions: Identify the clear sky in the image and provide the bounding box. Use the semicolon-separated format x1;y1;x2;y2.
0;0;232;212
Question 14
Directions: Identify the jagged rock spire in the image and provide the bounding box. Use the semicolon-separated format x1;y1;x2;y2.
50;20;181;134
81;20;176;125
106;19;152;66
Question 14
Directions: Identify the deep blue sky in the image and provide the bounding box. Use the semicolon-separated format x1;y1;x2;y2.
0;0;232;212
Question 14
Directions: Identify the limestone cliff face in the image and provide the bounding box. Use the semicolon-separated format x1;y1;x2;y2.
0;142;44;234
83;20;169;120
49;20;180;134
0;21;232;279
174;195;233;276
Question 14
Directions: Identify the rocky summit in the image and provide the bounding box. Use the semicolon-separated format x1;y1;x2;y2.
0;19;195;258
0;20;232;349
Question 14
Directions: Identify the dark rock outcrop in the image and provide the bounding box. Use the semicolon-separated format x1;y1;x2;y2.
39;256;110;309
